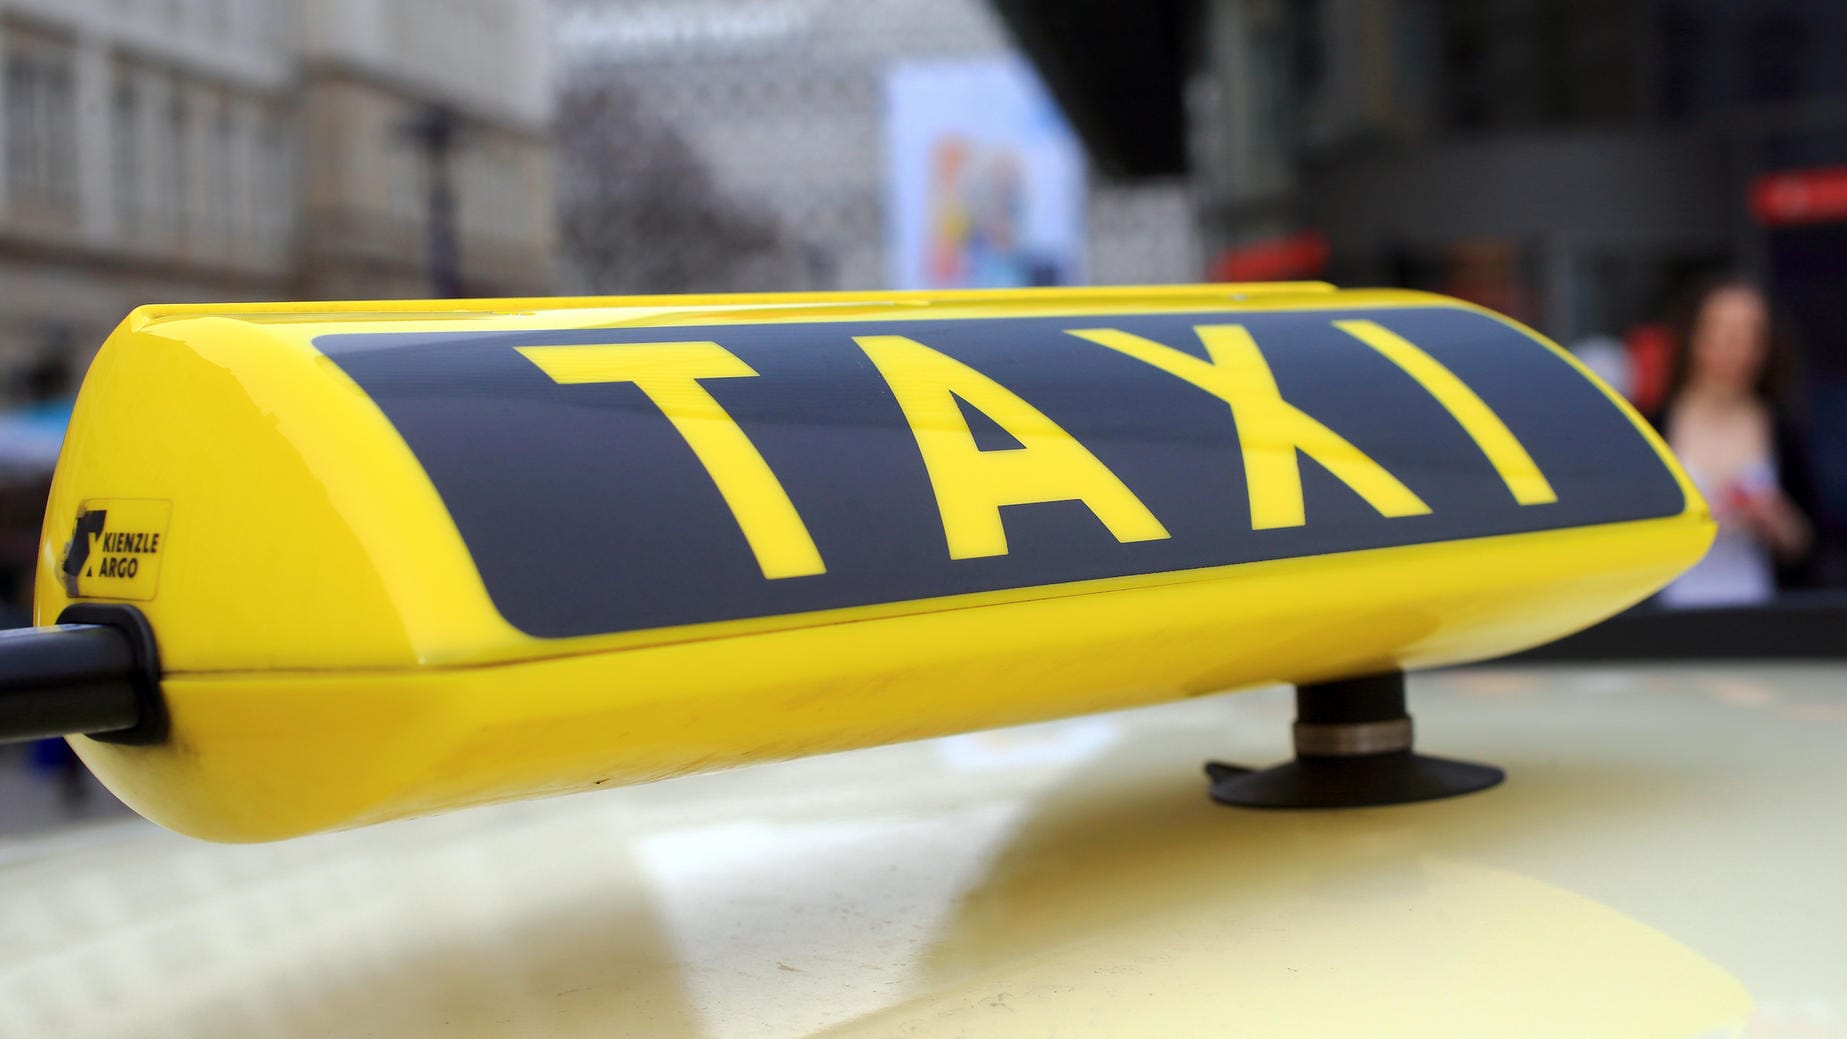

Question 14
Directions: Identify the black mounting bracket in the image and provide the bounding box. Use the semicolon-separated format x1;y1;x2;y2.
1205;671;1502;809
53;603;165;745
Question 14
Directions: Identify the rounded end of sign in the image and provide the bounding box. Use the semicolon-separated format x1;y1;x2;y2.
1204;752;1504;809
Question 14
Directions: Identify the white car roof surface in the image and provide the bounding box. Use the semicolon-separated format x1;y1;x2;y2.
0;664;1840;1037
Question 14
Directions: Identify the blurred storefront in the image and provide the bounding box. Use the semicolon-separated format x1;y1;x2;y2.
997;0;1847;585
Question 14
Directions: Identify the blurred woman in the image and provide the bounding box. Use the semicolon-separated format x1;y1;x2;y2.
1658;279;1814;606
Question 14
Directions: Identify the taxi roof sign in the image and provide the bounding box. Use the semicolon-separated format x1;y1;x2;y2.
4;284;1710;840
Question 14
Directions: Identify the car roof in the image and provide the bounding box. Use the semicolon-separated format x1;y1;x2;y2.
3;663;1840;1036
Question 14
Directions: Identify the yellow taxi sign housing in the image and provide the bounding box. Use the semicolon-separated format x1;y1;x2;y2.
37;284;1712;841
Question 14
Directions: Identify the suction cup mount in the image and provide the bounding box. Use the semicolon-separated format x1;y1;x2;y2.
1206;671;1502;809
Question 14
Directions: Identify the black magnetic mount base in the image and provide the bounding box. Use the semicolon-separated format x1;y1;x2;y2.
1205;671;1503;810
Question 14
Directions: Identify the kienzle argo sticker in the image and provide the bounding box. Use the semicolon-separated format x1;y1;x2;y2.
62;499;171;601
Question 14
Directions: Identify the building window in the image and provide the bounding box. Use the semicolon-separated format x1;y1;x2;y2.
113;74;142;239
167;89;189;240
207;0;231;39
209;100;234;244
5;34;79;217
256;108;291;254
262;0;289;47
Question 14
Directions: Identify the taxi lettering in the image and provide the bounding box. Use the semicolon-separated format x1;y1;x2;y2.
320;305;1687;638
519;319;1552;577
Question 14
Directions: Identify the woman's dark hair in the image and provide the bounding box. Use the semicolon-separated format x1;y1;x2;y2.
1662;276;1802;413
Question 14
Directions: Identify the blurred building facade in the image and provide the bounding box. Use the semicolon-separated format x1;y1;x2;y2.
553;0;1202;295
0;0;295;375
295;0;555;299
0;0;554;384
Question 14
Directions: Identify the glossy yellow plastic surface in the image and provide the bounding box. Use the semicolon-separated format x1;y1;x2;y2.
35;284;1712;841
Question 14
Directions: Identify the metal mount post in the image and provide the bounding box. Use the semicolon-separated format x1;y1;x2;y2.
1205;671;1503;809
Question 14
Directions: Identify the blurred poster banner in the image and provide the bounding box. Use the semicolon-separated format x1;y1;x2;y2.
885;58;1085;290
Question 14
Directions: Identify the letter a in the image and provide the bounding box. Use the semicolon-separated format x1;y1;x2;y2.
856;334;1170;559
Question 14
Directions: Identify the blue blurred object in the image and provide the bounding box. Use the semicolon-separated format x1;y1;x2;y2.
28;735;76;773
0;398;71;472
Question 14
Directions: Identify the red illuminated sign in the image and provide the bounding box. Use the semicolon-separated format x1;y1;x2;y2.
1211;231;1330;282
1750;167;1847;226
